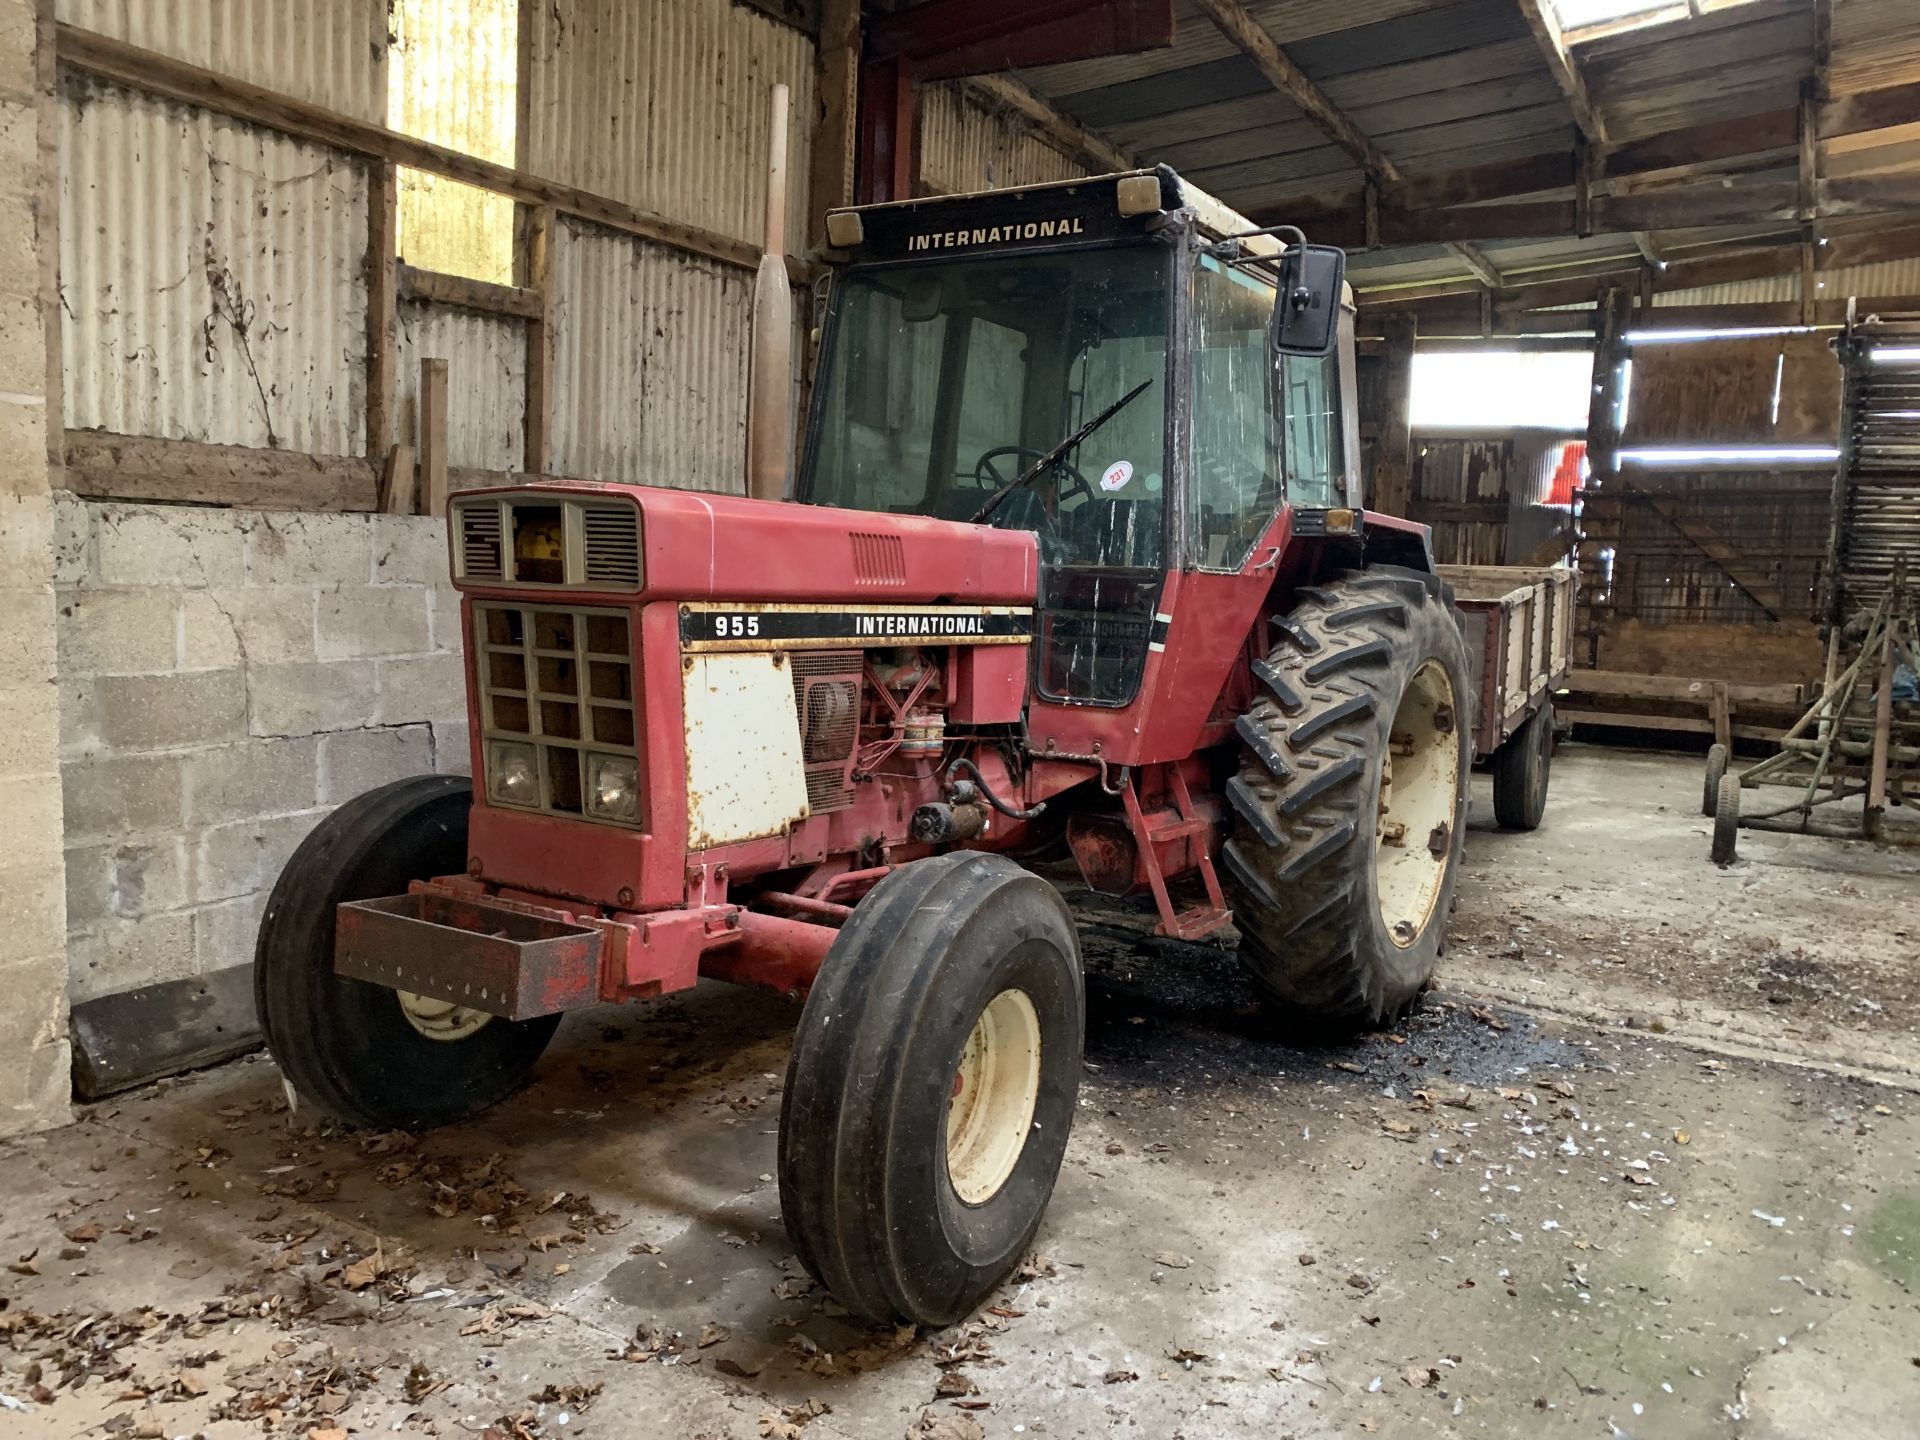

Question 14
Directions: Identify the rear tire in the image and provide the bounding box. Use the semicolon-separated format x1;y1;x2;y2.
255;776;559;1130
1702;743;1729;817
1712;773;1742;865
778;853;1083;1327
1222;566;1472;1030
1492;703;1553;831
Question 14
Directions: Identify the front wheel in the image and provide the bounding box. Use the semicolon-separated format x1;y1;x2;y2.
255;776;559;1130
1702;743;1729;817
778;853;1083;1327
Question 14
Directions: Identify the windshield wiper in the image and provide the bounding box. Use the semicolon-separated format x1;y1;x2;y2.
970;378;1154;525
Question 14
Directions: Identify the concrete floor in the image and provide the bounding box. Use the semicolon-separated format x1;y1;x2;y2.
3;746;1916;1440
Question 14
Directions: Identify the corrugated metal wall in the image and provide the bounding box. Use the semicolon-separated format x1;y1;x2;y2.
548;218;752;493
397;302;527;473
522;0;815;252
919;82;1087;196
61;76;368;455
1655;258;1920;310
58;0;388;123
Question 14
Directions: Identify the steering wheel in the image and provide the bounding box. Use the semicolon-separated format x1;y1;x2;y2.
973;446;1096;513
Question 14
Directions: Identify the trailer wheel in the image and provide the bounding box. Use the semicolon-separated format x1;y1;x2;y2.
778;852;1082;1327
1222;566;1471;1030
1492;702;1554;831
255;776;559;1130
1711;773;1742;865
1702;743;1729;817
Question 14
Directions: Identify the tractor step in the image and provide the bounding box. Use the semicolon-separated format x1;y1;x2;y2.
1160;904;1232;941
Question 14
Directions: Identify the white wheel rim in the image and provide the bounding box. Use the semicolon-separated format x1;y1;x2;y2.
396;989;493;1043
946;988;1043;1206
1376;659;1462;949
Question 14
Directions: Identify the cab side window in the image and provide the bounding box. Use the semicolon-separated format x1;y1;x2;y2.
1282;352;1343;509
1189;255;1281;570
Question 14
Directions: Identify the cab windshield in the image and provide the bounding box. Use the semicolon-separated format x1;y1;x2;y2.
803;245;1170;572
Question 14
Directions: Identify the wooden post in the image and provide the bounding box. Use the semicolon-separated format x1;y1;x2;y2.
1710;681;1732;752
419;357;448;517
524;204;555;474
379;442;416;515
367;162;398;460
809;0;859;250
1586;286;1631;480
1372;313;1416;517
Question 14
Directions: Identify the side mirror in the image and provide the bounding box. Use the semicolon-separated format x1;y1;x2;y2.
1270;243;1345;357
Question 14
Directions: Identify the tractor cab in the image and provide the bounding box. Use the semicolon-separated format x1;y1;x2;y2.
802;169;1361;726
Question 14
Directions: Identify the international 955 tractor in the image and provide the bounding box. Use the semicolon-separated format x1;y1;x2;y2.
258;167;1522;1328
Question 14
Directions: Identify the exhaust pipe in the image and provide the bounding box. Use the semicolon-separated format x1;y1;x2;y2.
747;82;793;502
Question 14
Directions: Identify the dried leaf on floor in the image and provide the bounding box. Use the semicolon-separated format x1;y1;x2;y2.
698;1323;731;1349
934;1372;977;1399
1150;1252;1192;1269
1104;1370;1138;1384
910;1410;985;1440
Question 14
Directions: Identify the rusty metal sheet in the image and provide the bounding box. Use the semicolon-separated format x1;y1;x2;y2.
334;891;601;1020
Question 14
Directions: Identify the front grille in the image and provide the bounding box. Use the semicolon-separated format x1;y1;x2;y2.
474;602;641;828
459;504;505;581
582;504;641;586
792;651;862;813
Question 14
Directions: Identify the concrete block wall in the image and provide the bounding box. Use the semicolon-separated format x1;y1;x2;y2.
55;501;471;1007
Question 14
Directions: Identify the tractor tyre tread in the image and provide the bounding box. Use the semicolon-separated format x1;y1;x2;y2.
1223;566;1471;1030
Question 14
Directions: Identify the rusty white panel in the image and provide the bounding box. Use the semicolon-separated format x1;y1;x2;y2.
550;218;751;493
58;0;387;123
61;79;367;455
397;301;526;474
524;0;815;253
919;82;1086;196
682;653;809;849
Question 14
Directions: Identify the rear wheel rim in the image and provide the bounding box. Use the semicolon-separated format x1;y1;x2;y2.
1376;659;1461;948
395;989;493;1042
946;988;1043;1205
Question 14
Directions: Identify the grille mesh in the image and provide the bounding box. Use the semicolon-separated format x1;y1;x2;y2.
792;651;861;813
582;505;641;586
460;503;504;581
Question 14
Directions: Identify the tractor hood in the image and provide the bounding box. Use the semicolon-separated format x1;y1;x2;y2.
448;481;1040;605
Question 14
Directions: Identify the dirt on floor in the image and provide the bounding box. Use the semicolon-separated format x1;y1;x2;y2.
2;747;1916;1440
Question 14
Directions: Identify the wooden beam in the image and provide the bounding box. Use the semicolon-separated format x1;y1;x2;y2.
1585;288;1630;480
419;358;449;519
1564;669;1805;707
1194;0;1402;183
808;0;859;249
366;162;397;460
1812;0;1832;104
397;263;543;321
1372;314;1416;516
962;75;1134;174
57;23;814;284
66;431;380;511
523;206;556;475
1449;240;1504;289
1799;80;1819;224
1631;231;1663;270
1515;0;1608;146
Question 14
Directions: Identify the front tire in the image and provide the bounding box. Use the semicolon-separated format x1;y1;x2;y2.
778;853;1083;1327
255;776;559;1130
1223;567;1472;1030
1712;773;1742;865
1702;743;1729;817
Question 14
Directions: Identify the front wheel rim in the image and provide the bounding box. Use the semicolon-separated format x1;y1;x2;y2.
946;988;1043;1206
1376;658;1462;948
395;989;493;1042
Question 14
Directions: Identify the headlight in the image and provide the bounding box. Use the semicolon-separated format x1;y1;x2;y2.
487;741;539;807
586;754;640;821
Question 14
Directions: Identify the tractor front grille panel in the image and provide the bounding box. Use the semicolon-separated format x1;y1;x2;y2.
791;650;862;814
474;602;641;828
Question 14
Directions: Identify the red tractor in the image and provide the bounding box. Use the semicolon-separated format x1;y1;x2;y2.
259;168;1479;1328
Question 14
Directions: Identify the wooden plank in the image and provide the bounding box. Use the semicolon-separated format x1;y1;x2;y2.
398;263;542;321
1562;669;1805;707
366;162;397;460
808;0;859;249
419;358;449;519
1372;313;1416;515
963;75;1135;173
1194;0;1402;183
379;443;416;516
1710;680;1733;750
1411;499;1509;523
1514;0;1608;145
523;206;555;474
65;430;380;511
1586;288;1630;478
37;0;62;476
1554;706;1782;742
57;23;815;285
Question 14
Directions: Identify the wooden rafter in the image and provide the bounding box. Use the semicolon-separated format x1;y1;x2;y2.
1515;0;1608;147
962;74;1135;175
1449;241;1504;289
